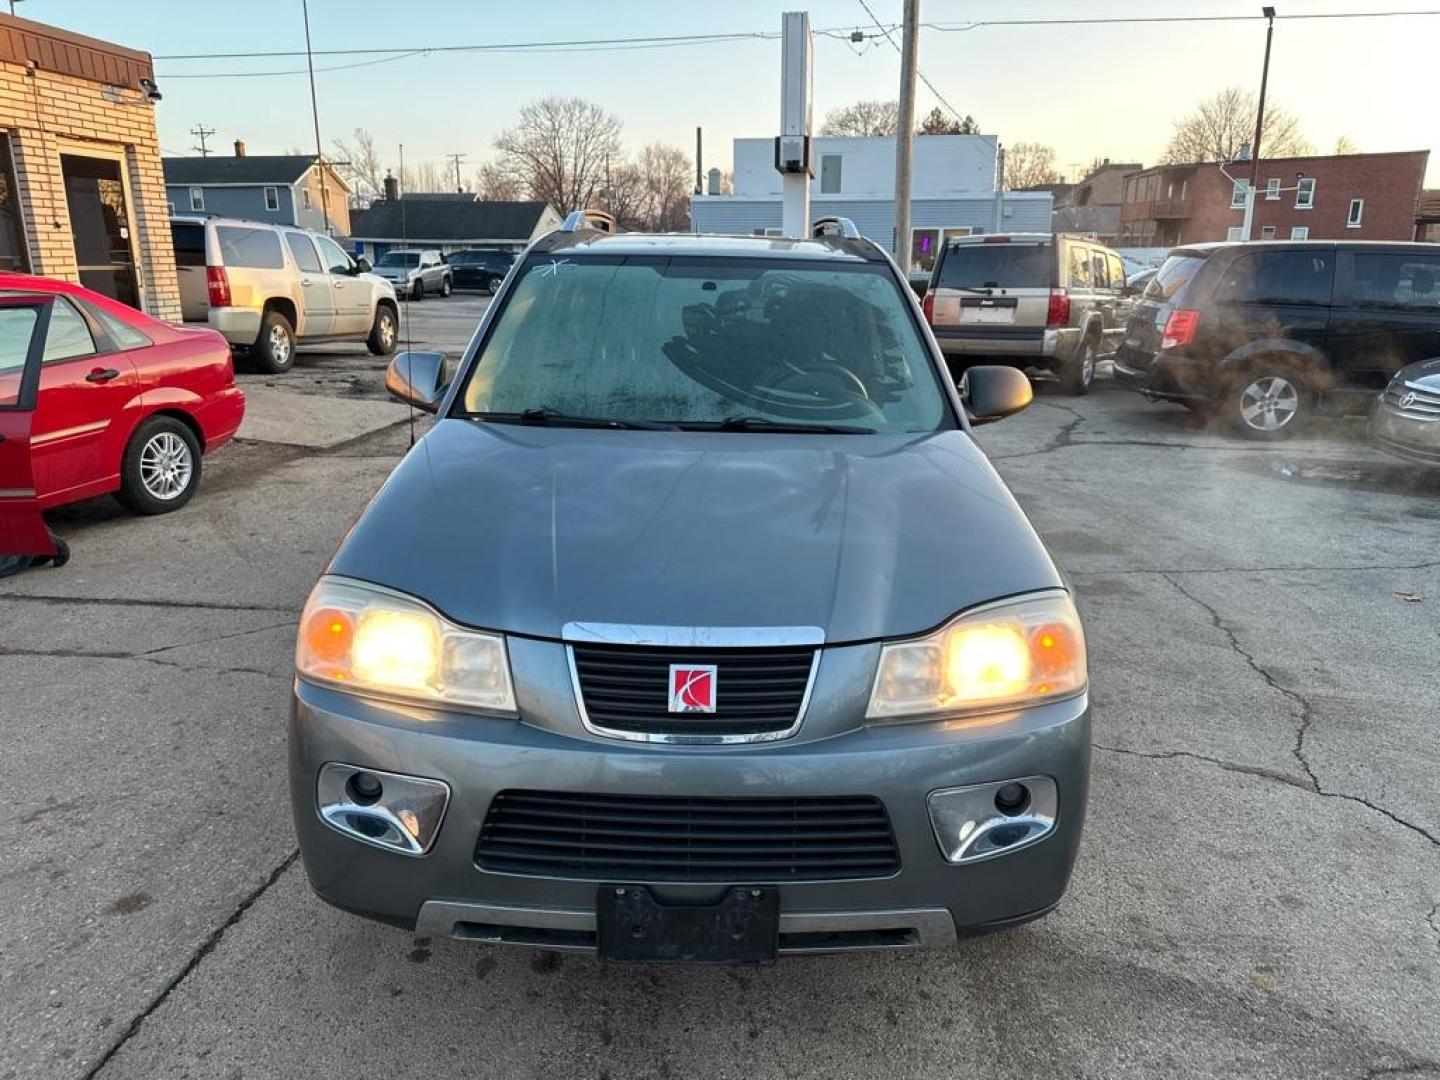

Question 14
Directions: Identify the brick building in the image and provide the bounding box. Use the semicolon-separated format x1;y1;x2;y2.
0;13;179;321
1118;150;1430;248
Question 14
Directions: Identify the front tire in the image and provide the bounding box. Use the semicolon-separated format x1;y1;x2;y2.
411;279;424;301
252;309;295;374
438;276;452;298
1055;336;1096;396
1229;364;1311;439
367;304;398;356
116;416;202;515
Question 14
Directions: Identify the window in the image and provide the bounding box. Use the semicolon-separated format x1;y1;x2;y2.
1350;254;1440;311
215;225;285;269
1231;180;1248;209
0;133;30;272
1290;226;1309;240
1261;225;1277;239
1347;199;1364;228
302;188;313;210
1295;178;1315;208
44;298;97;363
81;300;151;350
1068;245;1093;288
1226;226;1244;242
0;306;38;405
171;221;206;268
284;232;323;274
911;229;940;273
1145;254;1209;301
1214;250;1333;306
264;186;279;212
314;234;353;275
819;154;842;195
938;242;1051;289
1107;252;1125;290
459;256;947;435
1091;252;1109;289
189;186;204;212
1265;178;1280;201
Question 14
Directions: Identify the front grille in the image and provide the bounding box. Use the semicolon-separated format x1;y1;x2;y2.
570;643;816;739
1384;381;1440;420
476;790;901;882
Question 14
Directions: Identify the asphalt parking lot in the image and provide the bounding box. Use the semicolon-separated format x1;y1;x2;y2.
3;293;1438;1080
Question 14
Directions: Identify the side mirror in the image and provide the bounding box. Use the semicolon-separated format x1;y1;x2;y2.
385;351;448;413
961;365;1033;425
354;256;371;273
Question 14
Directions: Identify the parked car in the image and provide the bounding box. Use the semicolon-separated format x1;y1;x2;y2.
922;233;1131;395
1115;241;1440;438
172;216;399;375
447;249;515;293
289;217;1091;964
0;273;244;516
371;249;452;301
1370;357;1440;464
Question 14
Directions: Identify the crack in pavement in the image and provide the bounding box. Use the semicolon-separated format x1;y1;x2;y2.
1428;904;1440;956
0;645;283;680
1093;743;1311;792
80;850;300;1080
0;593;297;614
987;400;1085;461
1072;560;1440;577
134;620;299;659
1151;572;1438;849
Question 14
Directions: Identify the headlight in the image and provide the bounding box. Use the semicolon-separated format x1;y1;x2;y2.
866;590;1086;721
296;576;516;714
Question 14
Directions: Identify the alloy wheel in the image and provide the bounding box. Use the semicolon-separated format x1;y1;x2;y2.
1239;375;1300;432
139;432;193;501
269;324;292;364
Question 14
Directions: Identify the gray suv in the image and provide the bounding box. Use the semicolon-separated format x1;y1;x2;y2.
924;233;1130;394
289;218;1091;963
371;249;452;300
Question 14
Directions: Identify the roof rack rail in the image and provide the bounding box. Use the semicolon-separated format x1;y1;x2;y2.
560;209;616;234
811;216;861;239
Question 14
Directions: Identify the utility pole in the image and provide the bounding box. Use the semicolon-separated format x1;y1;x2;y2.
892;0;920;274
300;0;332;235
776;12;813;239
189;124;216;157
446;152;467;193
1244;5;1277;240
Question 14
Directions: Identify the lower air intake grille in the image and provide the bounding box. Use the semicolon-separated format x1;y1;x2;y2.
476;790;901;882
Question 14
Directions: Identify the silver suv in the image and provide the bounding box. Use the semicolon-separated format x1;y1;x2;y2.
172;216;398;374
924;233;1130;395
370;249;452;301
288;217;1091;963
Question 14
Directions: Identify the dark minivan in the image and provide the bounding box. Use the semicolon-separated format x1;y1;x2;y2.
1114;241;1440;437
447;249;516;293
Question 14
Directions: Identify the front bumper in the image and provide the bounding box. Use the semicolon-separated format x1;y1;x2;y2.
290;675;1091;956
1370;402;1440;465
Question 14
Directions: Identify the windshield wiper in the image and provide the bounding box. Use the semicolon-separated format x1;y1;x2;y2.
469;408;675;430
949;283;997;294
678;416;876;434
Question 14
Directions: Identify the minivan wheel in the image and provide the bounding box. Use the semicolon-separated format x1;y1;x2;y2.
1230;366;1310;438
116;416;202;515
252;309;295;374
1055;337;1096;396
367;304;398;356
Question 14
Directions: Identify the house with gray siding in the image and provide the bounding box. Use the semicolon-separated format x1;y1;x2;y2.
691;135;1051;274
162;145;351;235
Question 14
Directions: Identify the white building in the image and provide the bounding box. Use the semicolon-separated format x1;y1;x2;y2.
690;135;1053;274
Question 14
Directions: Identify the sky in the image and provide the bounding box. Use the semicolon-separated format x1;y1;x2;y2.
14;0;1440;185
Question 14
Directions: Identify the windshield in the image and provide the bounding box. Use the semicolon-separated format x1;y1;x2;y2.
459;256;948;433
377;252;420;268
1145;254;1208;301
937;242;1052;290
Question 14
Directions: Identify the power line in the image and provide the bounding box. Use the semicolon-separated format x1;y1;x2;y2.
855;0;968;126
189;123;215;156
925;9;1440;31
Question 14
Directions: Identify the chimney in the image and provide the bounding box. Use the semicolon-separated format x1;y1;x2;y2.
383;170;399;202
233;139;246;158
706;168;722;196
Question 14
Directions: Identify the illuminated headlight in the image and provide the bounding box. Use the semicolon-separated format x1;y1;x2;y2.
867;590;1086;721
296;576;516;714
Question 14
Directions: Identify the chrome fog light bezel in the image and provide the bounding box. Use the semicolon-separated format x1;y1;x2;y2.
317;762;451;856
927;776;1058;865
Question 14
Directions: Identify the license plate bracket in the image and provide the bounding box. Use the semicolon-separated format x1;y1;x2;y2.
596;885;779;965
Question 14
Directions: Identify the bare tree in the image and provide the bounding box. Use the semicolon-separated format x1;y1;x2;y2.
917;107;979;135
473;160;527;201
821;100;898;137
1004;142;1063;190
635;143;693;231
494;97;623;214
1161;86;1312;164
1334;134;1360;155
399;160;447;194
601;160;647;230
331;127;385;205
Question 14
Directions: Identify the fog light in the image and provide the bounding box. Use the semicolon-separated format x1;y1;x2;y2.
928;776;1057;864
317;763;450;856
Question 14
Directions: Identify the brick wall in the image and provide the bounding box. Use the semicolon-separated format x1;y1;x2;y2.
0;58;180;322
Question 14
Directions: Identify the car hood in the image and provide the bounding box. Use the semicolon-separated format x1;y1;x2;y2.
328;420;1064;644
1392;356;1440;390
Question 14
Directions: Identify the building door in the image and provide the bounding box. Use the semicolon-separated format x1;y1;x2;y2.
61;154;140;309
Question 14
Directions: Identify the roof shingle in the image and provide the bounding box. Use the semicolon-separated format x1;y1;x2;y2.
163;155;326;186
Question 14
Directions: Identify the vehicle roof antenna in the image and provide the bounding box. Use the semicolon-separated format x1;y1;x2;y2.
398;141;415;448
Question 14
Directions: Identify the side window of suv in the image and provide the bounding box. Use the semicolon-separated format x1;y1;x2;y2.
1351;253;1440;311
1091;252;1109;290
1107;253;1126;292
1068;245;1093;289
1215;250;1334;306
314;235;354;276
285;232;323;275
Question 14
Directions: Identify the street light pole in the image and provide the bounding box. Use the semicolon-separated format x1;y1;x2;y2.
892;0;920;274
1245;5;1277;240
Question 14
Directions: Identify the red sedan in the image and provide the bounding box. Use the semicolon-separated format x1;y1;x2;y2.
0;273;244;529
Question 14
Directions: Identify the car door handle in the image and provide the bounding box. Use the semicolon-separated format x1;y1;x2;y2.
86;368;120;383
300;277;314;286
334;282;345;289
